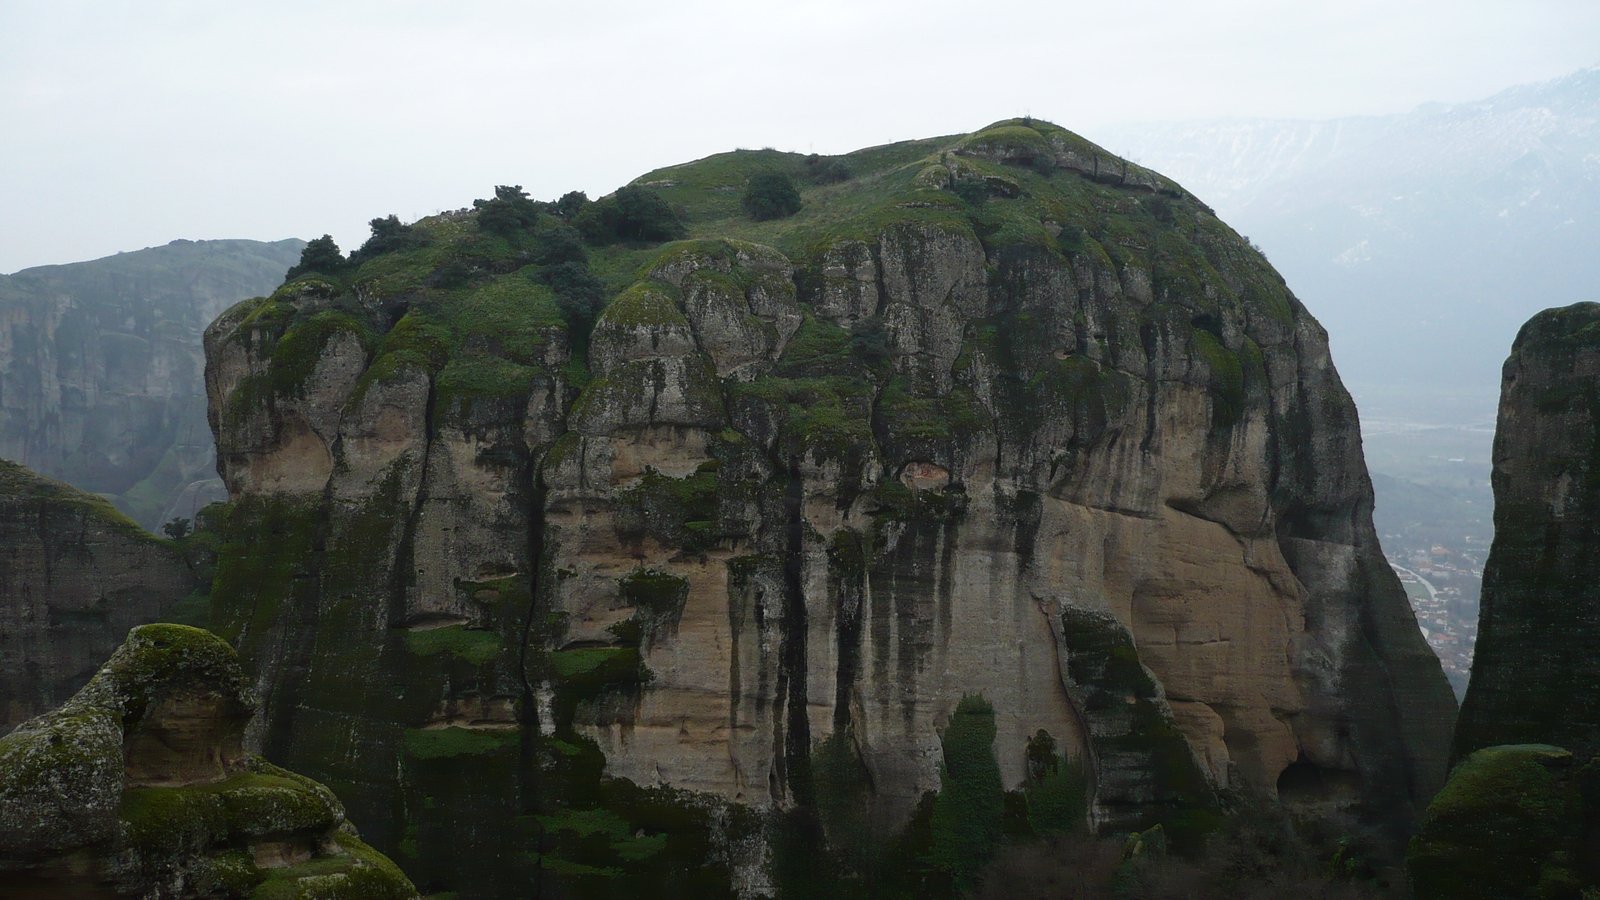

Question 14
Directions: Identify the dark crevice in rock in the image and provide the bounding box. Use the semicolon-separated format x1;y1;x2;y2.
777;455;813;807
388;376;437;630
828;530;865;733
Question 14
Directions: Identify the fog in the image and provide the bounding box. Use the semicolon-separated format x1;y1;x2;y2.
3;0;1597;272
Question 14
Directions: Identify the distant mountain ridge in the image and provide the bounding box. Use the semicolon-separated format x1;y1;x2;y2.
1098;66;1600;416
0;238;304;529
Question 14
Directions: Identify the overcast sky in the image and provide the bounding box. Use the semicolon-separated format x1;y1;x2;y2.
3;0;1597;273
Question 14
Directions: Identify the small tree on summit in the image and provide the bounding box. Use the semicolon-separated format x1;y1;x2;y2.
284;235;345;281
741;171;802;221
474;184;542;235
350;214;427;262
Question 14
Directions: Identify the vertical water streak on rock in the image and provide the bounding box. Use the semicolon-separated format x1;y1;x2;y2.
518;474;548;804
387;379;436;628
780;455;813;806
260;484;334;764
830;529;865;733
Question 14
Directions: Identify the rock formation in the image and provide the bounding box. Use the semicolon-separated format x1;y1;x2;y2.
202;120;1456;895
1454;302;1600;763
1408;743;1599;899
1409;303;1600;898
0;238;303;529
0;623;416;898
0;459;199;734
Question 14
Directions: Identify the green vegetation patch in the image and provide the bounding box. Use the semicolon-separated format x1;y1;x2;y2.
595;280;687;330
270;310;369;397
120;769;339;854
927;694;1004;887
401;726;519;761
729;374;874;464
402;625;502;666
0;458;157;542
1408;744;1586;899
549;647;642;684
433;352;538;415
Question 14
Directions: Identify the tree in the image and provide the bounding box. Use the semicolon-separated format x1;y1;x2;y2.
161;516;193;540
803;153;851;184
473;184;542;235
742;171;802;221
576;186;685;244
531;223;587;266
927;695;1004;887
351;214;427;262
554;190;590;220
534;260;605;342
284;235;345;281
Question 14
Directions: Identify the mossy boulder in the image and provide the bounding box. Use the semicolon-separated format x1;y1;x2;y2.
0;624;417;898
1408;744;1596;899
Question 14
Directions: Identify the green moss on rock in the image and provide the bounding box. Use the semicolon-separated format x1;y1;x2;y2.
401;626;502;666
1408;744;1588;899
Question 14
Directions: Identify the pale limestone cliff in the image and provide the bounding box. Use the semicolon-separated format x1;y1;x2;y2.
201;120;1456;895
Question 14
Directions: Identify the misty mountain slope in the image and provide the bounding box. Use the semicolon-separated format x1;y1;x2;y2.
0;238;304;529
1098;66;1600;416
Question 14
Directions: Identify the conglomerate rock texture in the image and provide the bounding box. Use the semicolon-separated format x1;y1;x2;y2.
0;459;198;733
0;238;303;529
1455;302;1600;764
202;119;1456;896
0;623;416;899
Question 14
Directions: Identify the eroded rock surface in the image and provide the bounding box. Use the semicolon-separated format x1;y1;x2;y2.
1455;302;1600;764
0;624;416;899
202;119;1456;895
0;459;198;734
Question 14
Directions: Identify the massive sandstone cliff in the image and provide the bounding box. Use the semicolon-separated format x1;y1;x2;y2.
1454;302;1600;763
0;238;302;529
0;459;198;733
202;120;1455;895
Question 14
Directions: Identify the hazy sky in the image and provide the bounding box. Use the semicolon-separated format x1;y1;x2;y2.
3;0;1597;273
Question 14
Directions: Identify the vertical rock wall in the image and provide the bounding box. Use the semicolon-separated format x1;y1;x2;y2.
1455;302;1600;763
0;460;197;733
203;121;1456;895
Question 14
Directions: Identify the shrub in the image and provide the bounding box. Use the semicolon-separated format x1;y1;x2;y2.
533;260;606;343
284;234;344;281
473;184;542;235
576;186;685;244
350;214;428;262
803;153;852;184
554;190;590;220
742;171;803;221
927;695;1004;886
532;223;588;266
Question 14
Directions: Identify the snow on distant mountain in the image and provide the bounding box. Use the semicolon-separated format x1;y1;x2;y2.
1096;66;1600;422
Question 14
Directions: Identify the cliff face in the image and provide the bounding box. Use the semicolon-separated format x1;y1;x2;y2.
0;624;416;898
1454;302;1600;763
0;459;198;733
203;120;1455;895
0;238;303;529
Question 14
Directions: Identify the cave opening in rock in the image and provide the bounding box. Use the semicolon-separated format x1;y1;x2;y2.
1276;755;1361;804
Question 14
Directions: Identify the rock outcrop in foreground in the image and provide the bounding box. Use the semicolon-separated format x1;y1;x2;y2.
1455;302;1600;763
0;624;416;898
0;459;198;733
203;119;1455;895
1410;303;1600;899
